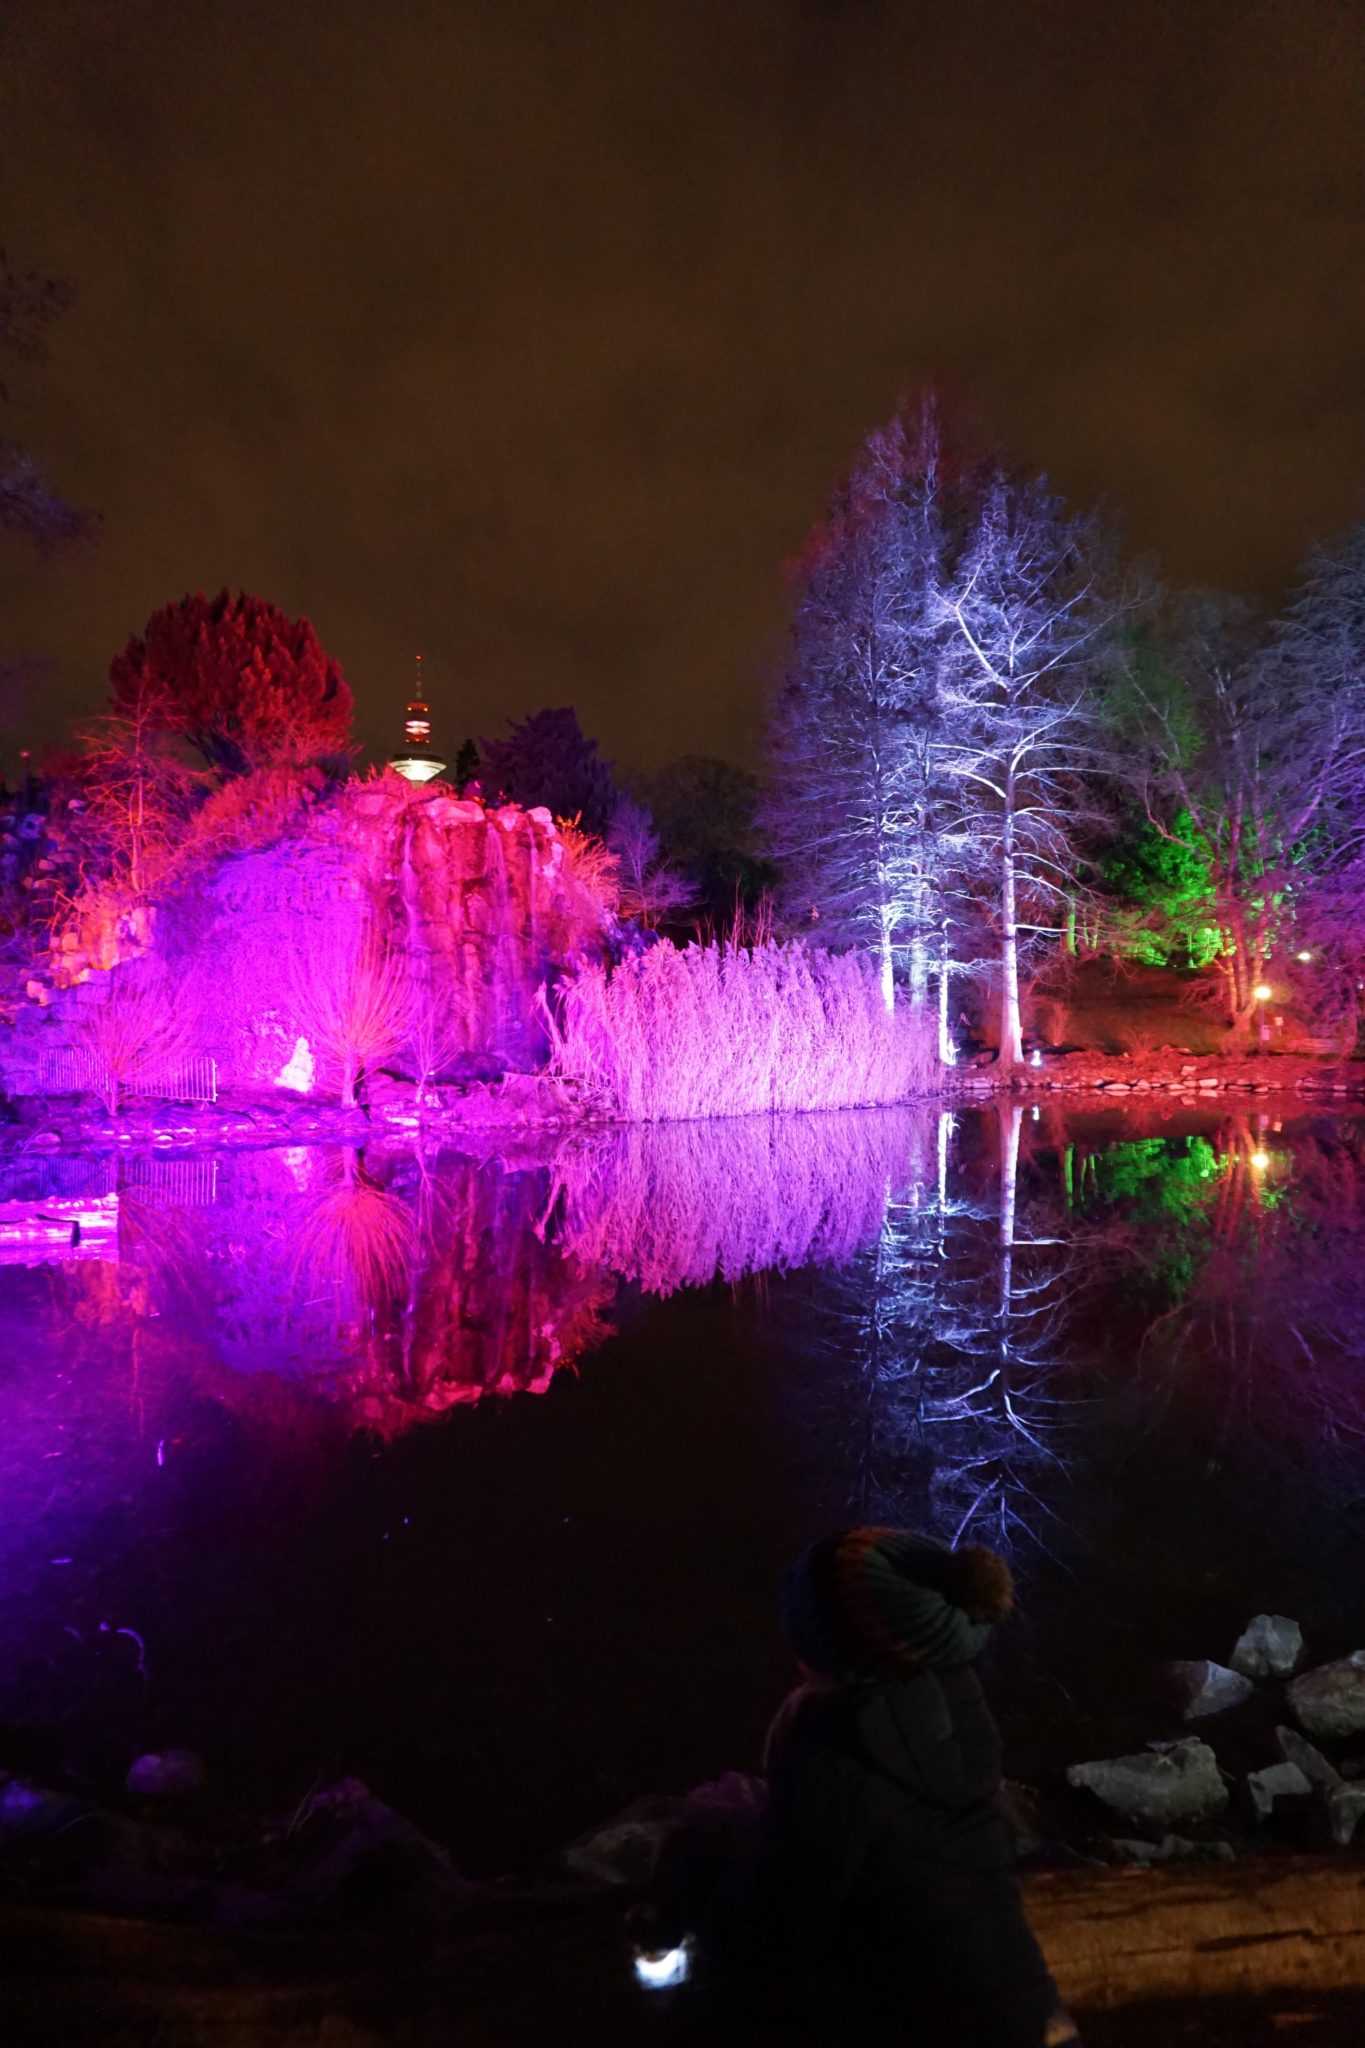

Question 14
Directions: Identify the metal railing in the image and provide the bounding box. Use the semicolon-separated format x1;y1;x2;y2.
37;1049;219;1104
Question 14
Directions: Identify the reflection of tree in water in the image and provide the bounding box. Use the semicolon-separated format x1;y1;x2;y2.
1078;1114;1365;1561
781;1104;1099;1569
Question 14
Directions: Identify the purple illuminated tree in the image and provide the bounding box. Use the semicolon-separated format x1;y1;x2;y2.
606;796;693;928
762;394;968;1012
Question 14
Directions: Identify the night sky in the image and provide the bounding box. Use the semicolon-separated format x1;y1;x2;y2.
3;0;1363;776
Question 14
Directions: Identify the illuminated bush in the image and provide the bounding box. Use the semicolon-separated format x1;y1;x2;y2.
544;939;939;1121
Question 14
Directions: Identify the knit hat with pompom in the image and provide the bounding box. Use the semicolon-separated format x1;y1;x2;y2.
780;1527;1014;1680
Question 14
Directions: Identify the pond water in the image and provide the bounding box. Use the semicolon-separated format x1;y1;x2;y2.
1;1102;1363;1870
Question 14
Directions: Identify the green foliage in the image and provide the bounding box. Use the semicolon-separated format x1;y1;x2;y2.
1101;810;1222;967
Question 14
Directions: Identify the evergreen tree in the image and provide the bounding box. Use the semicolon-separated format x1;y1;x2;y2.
762;395;967;1010
109;590;354;780
478;706;617;835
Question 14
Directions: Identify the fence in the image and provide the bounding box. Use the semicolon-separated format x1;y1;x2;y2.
37;1049;219;1104
122;1156;220;1209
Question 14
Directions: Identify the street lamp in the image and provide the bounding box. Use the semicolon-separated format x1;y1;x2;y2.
1252;983;1273;1003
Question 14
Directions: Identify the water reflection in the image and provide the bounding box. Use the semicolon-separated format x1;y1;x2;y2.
5;1110;1365;1489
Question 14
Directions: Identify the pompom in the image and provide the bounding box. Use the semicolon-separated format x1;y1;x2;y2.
944;1544;1014;1623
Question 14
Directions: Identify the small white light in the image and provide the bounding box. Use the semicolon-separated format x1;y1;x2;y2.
1252;983;1273;1002
1029;1049;1042;1067
634;1941;693;1990
1250;1150;1271;1171
1296;950;1312;963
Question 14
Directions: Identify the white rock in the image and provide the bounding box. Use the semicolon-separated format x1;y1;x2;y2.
1067;1738;1229;1823
1246;1762;1312;1819
1230;1614;1304;1680
126;1750;204;1798
1168;1659;1255;1720
1288;1651;1365;1740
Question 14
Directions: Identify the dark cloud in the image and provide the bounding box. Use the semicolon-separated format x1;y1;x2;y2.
2;0;1363;770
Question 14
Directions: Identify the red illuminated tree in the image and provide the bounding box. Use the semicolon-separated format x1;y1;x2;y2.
109;589;354;780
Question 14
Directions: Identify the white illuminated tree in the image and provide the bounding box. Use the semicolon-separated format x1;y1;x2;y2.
936;473;1126;1068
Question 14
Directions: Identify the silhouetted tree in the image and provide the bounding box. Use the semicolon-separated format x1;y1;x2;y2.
109;590;354;780
479;707;616;835
0;251;93;551
643;754;776;929
452;736;481;792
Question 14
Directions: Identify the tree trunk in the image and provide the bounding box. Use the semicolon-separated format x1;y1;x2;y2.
937;929;953;1065
998;774;1024;1067
877;904;894;1014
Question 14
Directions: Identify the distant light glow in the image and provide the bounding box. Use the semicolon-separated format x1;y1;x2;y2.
1296;950;1313;963
391;754;445;783
1029;1048;1042;1067
634;1943;693;1990
1252;983;1273;1002
1250;1150;1271;1171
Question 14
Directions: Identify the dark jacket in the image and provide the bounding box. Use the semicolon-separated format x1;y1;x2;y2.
760;1664;1012;1937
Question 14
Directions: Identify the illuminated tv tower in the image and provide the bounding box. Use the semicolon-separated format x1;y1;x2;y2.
389;653;447;783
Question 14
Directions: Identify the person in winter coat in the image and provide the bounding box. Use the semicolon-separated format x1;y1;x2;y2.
749;1525;1080;2048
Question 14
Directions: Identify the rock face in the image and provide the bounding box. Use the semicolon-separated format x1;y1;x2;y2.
1167;1659;1256;1720
1287;1651;1365;1740
0;779;617;1099
1230;1614;1304;1680
1067;1738;1229;1824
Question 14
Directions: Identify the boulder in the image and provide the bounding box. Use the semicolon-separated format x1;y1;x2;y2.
1230;1614;1304;1680
125;1750;205;1799
1275;1725;1342;1788
1067;1738;1228;1824
1287;1650;1365;1739
1167;1659;1255;1720
1246;1762;1312;1820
